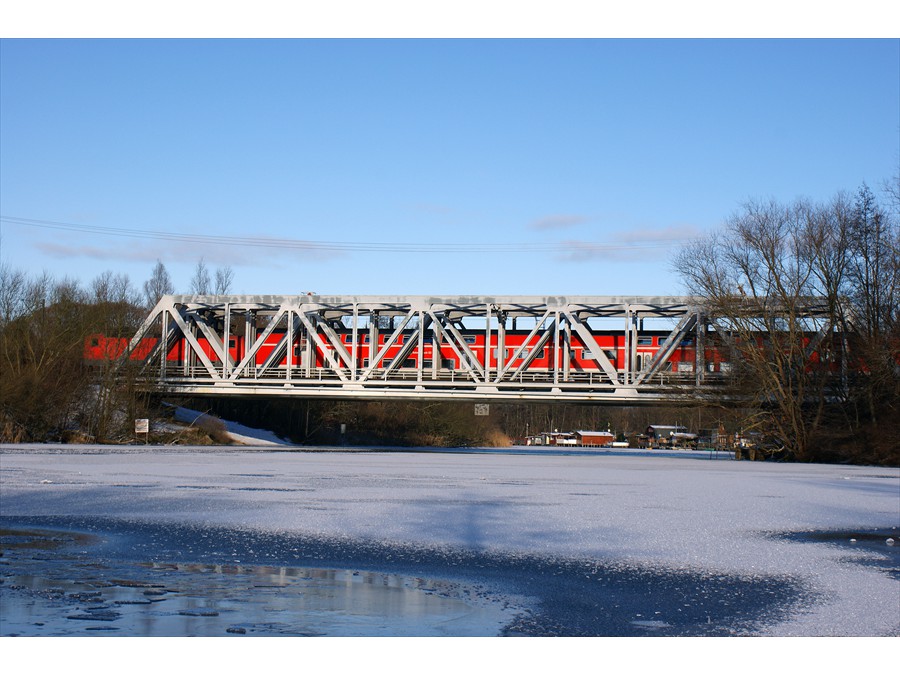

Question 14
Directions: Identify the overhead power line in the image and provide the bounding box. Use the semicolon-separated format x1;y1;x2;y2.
0;215;697;254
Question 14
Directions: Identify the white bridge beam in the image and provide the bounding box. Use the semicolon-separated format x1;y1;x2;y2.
118;294;769;404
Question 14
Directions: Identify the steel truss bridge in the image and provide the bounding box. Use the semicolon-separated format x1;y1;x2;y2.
120;294;826;404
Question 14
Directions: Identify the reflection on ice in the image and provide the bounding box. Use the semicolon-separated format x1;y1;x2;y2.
0;528;517;637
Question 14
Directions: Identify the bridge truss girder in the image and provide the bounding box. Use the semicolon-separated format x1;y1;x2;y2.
126;294;725;404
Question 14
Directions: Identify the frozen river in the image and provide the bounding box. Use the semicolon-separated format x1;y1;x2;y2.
1;445;898;638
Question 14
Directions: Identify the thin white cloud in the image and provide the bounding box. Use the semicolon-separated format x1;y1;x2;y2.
552;225;702;263
34;238;346;266
615;224;702;244
529;214;589;231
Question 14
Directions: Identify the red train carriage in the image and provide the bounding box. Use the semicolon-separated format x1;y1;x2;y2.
84;328;734;376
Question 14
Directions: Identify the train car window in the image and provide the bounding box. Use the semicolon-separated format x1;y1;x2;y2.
680;338;695;346
90;337;100;347
403;359;416;368
604;350;617;360
637;337;653;346
464;336;477;344
228;337;236;348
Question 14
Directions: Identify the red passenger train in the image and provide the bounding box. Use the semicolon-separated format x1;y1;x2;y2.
84;328;732;375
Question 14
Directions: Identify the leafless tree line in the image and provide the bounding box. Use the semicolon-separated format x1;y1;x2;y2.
0;265;140;441
0;258;236;442
143;258;234;308
674;184;899;464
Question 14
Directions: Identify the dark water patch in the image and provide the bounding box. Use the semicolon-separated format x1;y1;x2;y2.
0;521;514;636
108;579;164;588
231;487;313;493
0;527;98;551
1;516;812;637
773;528;900;579
67;591;102;601
178;609;220;617
175;484;313;493
68;611;120;621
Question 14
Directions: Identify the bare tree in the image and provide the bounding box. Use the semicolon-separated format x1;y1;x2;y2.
0;263;27;327
847;184;897;339
214;265;235;295
190;258;211;295
85;270;145;439
0;272;93;442
91;270;139;305
0;267;156;443
674;198;841;460
883;170;900;217
675;190;899;464
143;259;174;308
842;185;900;433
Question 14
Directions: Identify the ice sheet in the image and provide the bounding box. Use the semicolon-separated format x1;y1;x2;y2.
1;445;898;636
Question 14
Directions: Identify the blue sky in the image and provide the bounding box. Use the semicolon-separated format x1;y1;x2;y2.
1;38;898;297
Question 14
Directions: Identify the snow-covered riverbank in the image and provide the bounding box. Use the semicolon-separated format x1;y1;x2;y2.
2;445;897;638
